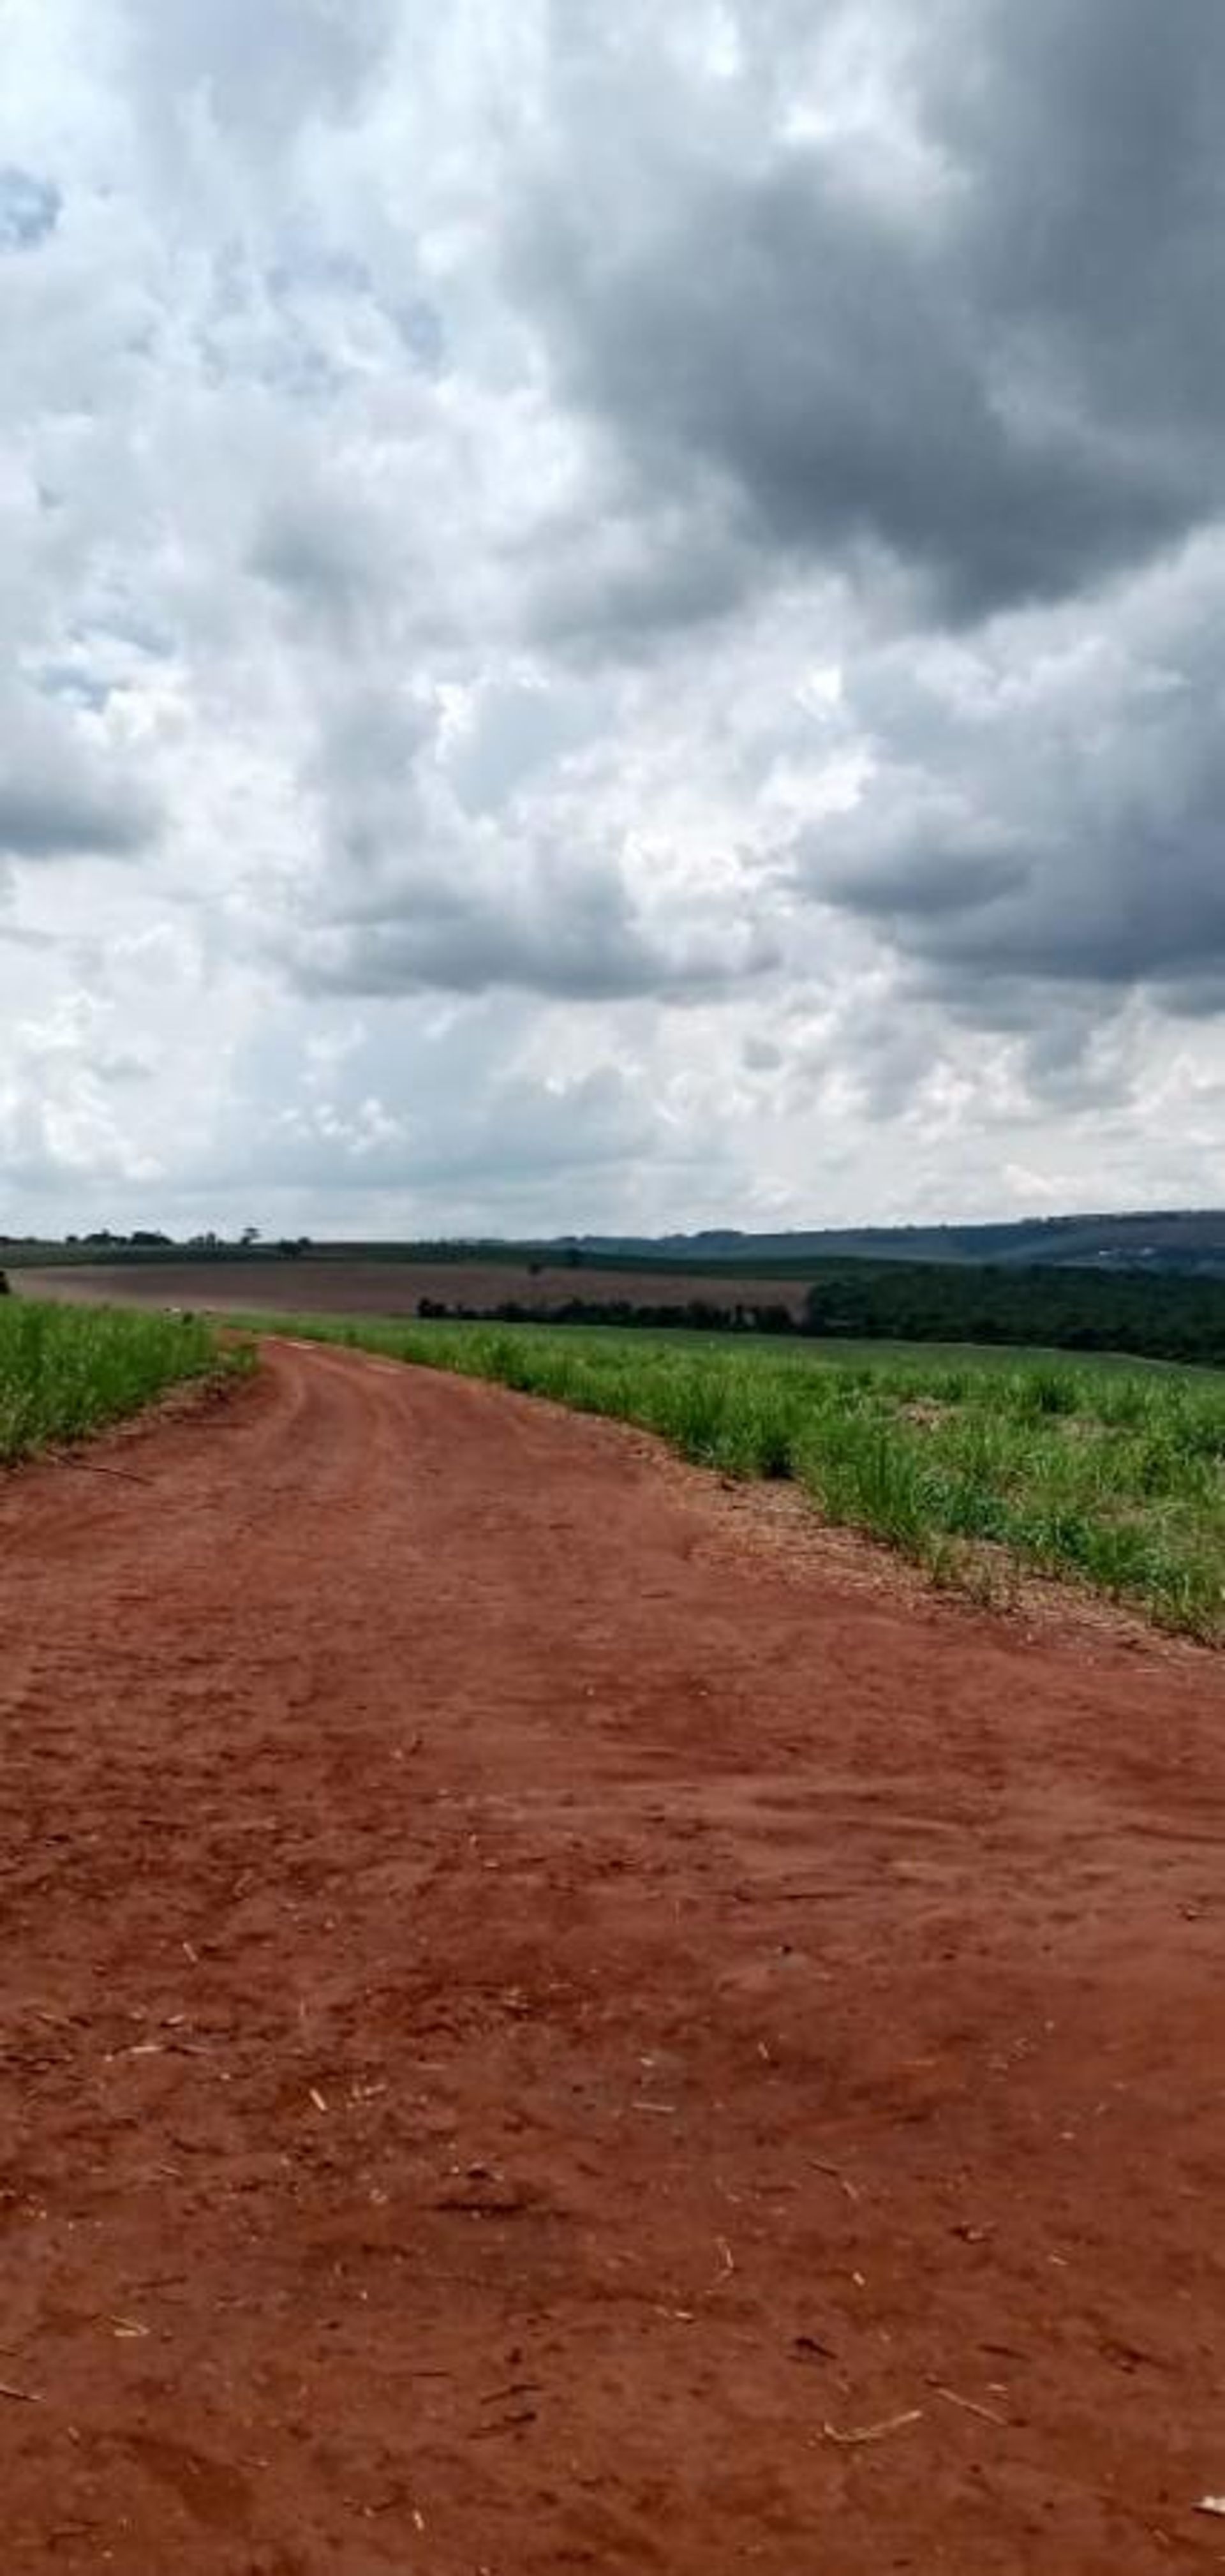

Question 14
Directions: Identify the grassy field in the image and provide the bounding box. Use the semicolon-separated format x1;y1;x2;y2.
11;1239;1225;1364
0;1299;230;1467
248;1313;1225;1641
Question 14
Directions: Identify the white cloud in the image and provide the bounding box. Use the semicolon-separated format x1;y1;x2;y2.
0;0;1221;1237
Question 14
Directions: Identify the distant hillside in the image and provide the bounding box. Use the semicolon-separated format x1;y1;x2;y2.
548;1211;1225;1278
4;1208;1224;1283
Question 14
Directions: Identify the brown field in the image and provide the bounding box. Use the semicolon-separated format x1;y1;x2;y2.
15;1255;808;1323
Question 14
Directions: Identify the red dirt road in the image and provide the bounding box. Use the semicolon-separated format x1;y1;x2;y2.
1;1342;1224;2574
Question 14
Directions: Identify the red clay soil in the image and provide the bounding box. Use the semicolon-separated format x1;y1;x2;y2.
1;1341;1223;2575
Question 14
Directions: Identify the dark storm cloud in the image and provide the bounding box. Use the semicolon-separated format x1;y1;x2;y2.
932;0;1225;452
251;502;386;623
0;732;156;861
512;0;1225;627
824;799;1225;997
519;488;757;662
289;869;776;1007
0;782;150;860
796;535;1225;1003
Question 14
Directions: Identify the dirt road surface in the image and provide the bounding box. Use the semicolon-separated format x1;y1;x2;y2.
1;1340;1223;2574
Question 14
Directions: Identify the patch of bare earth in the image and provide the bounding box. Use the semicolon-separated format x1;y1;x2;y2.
15;1256;809;1323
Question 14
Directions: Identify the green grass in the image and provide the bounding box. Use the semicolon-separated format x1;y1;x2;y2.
241;1312;1225;1641
0;1299;234;1466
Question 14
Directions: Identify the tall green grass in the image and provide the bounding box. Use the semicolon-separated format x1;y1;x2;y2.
0;1299;227;1465
248;1313;1224;1641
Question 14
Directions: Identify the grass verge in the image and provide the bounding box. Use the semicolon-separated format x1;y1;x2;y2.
0;1299;241;1467
241;1314;1224;1642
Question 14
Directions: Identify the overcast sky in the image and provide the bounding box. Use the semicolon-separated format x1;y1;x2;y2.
2;0;1223;1239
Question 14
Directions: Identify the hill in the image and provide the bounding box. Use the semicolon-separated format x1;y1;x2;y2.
548;1210;1225;1276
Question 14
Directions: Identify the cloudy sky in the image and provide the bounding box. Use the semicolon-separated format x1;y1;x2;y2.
2;0;1223;1239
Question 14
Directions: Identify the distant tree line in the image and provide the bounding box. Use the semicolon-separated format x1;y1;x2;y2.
417;1295;799;1335
417;1257;1225;1367
0;1231;316;1259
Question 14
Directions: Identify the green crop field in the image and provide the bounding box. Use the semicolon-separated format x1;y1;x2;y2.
246;1313;1225;1641
0;1299;232;1466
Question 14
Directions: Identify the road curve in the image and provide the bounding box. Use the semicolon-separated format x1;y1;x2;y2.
0;1337;1222;2573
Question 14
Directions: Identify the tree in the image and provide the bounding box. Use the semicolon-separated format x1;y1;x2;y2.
240;1225;261;1248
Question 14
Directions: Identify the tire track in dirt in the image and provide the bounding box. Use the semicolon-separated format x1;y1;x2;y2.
0;1337;1222;2573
